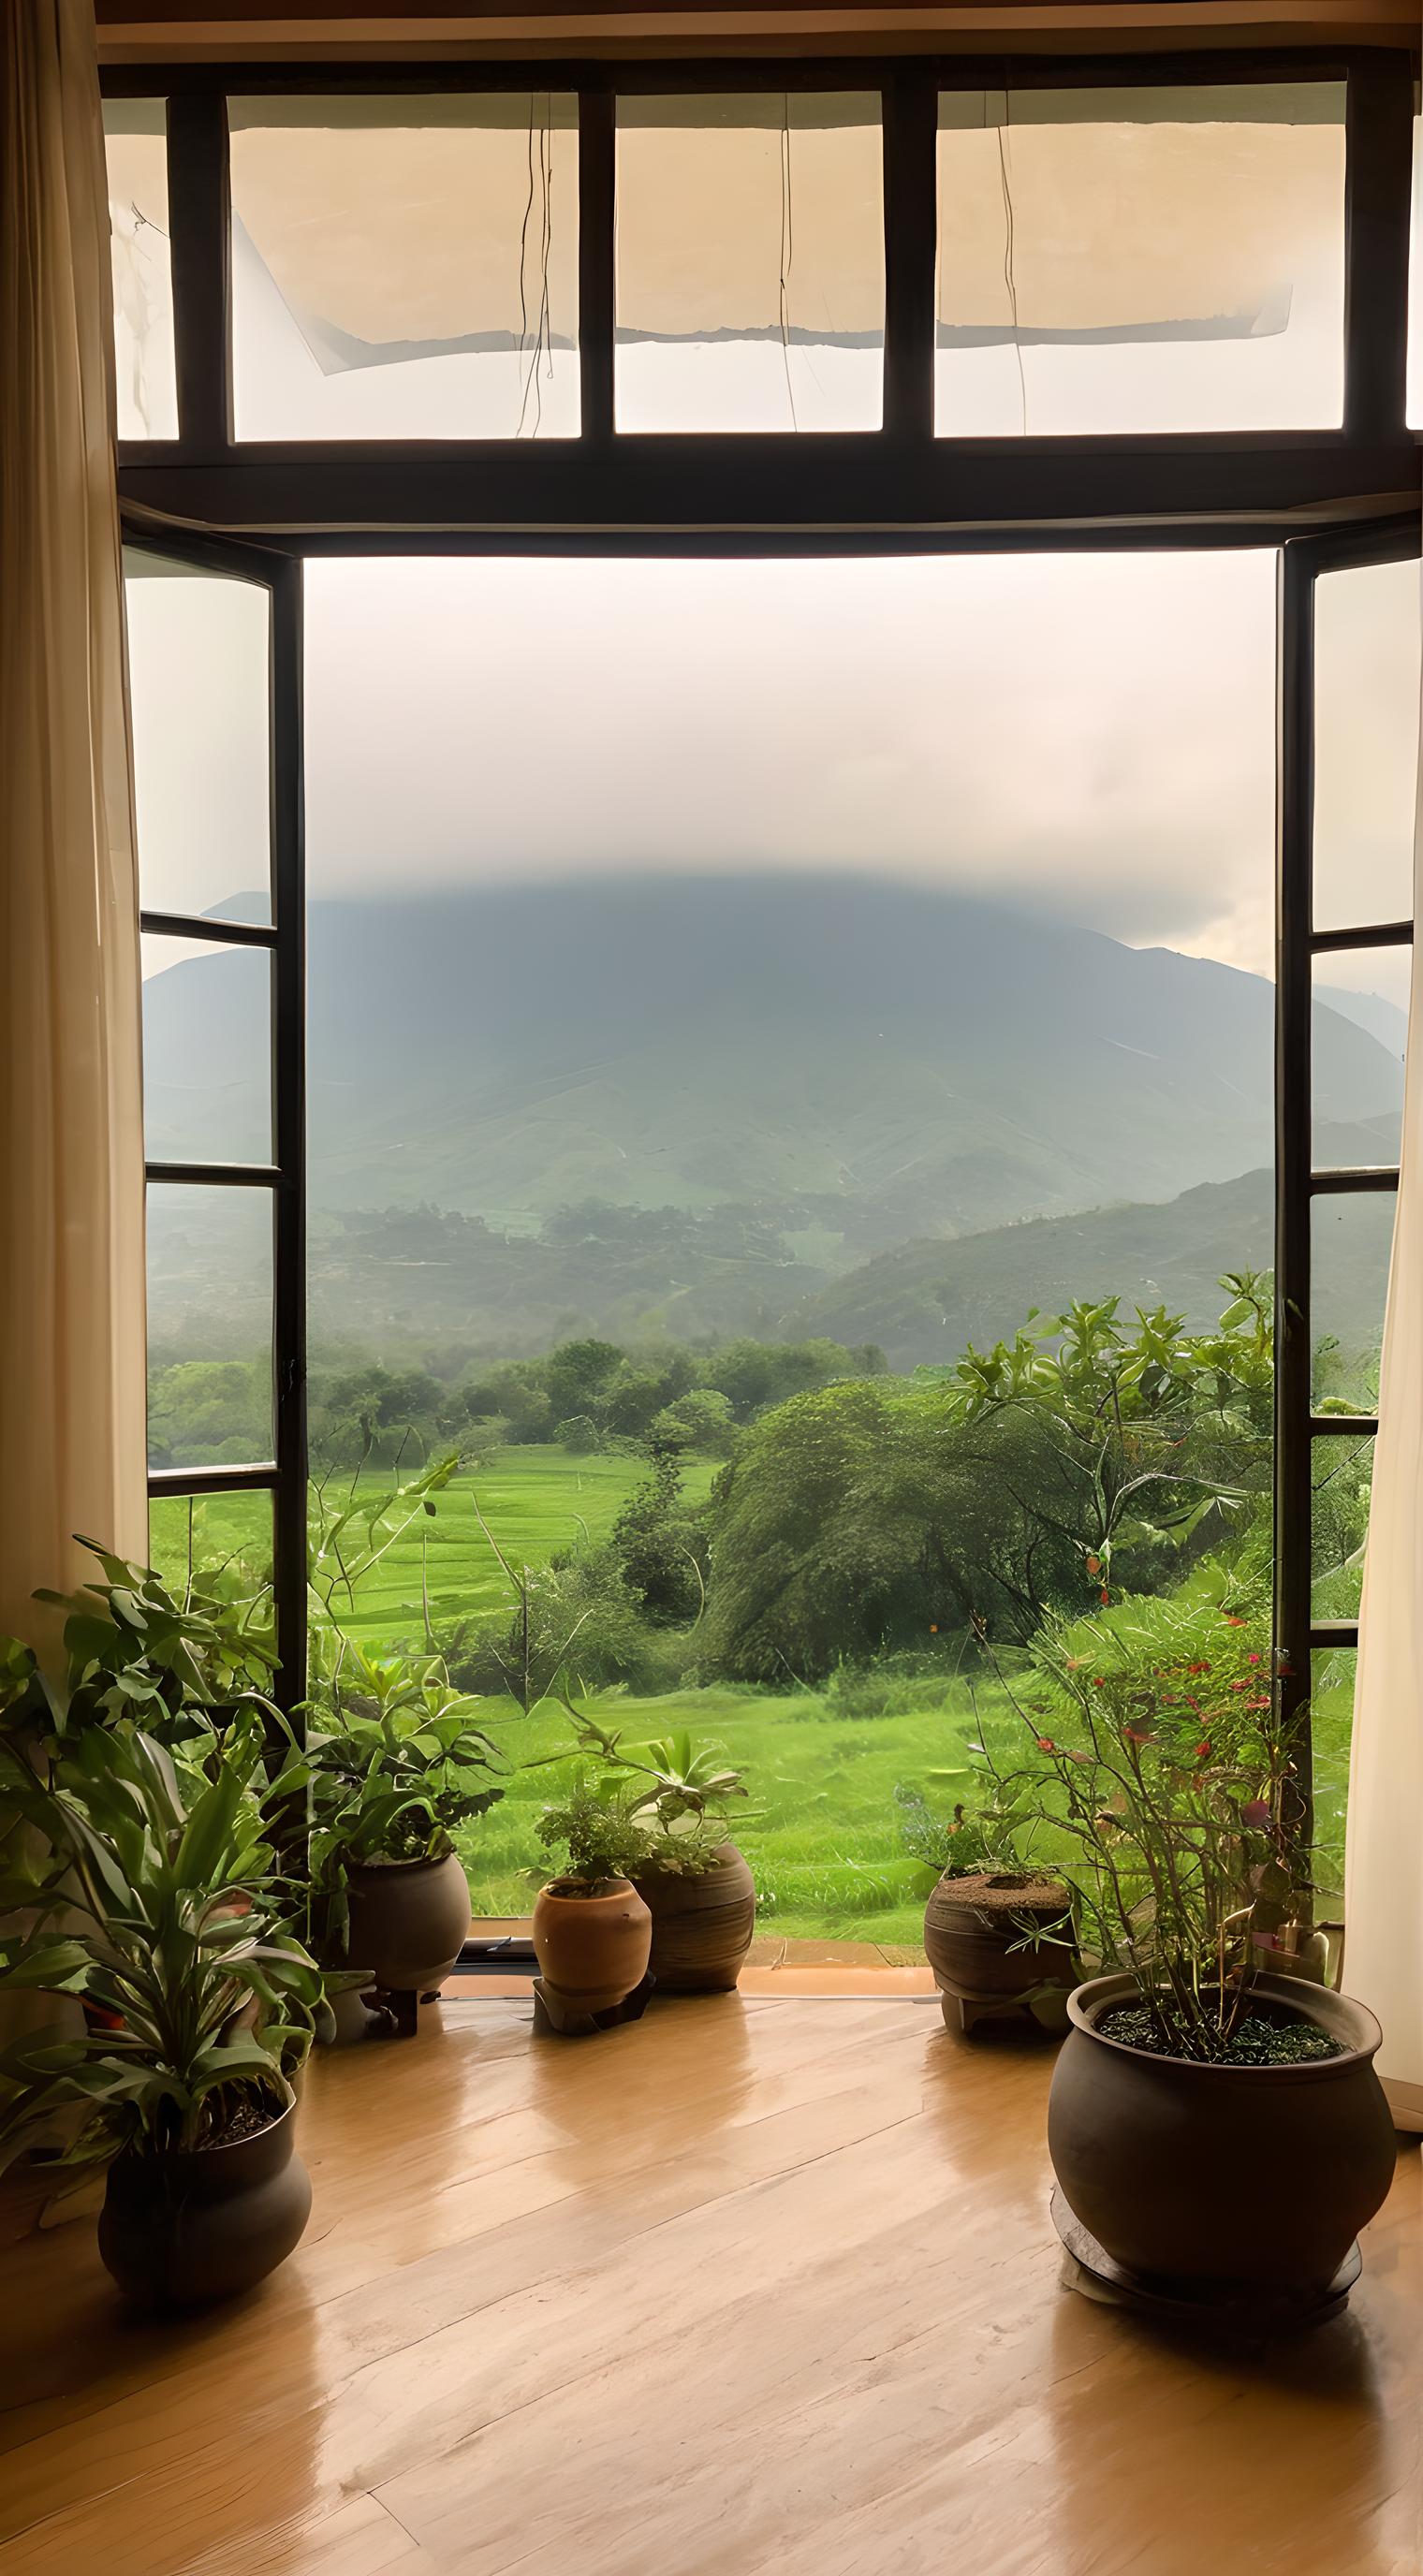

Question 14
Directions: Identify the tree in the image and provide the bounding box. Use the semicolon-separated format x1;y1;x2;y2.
609;1444;710;1626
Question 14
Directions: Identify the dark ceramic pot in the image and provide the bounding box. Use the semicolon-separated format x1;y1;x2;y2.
98;2098;311;2309
924;1870;1077;2003
1048;1972;1398;2296
345;1850;472;1993
635;1843;756;1992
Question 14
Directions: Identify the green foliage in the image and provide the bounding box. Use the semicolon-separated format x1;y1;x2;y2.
546;1715;750;1876
294;1640;506;1900
609;1446;710;1628
0;1718;321;2171
534;1770;657;1892
1;1537;277;1751
704;1282;1272;1681
976;1573;1303;2058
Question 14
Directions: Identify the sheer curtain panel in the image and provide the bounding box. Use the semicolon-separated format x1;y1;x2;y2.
1346;562;1423;2133
0;0;147;1639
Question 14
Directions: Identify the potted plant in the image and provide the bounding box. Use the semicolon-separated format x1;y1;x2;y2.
999;1613;1396;2306
531;1773;656;2015
898;1782;1077;2031
556;1720;757;1993
2;1536;281;1751
0;1718;322;2308
296;1642;507;2000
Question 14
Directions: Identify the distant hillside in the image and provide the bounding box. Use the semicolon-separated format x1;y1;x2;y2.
144;1164;1395;1384
792;1166;1396;1375
142;875;1405;1268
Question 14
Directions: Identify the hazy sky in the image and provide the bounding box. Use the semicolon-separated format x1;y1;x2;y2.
127;547;1418;1013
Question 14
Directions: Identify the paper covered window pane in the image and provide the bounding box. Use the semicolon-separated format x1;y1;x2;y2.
230;94;579;439
936;84;1345;434
616;94;884;432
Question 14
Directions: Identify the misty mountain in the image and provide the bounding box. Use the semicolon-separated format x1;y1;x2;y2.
792;1166;1394;1376
143;876;1405;1271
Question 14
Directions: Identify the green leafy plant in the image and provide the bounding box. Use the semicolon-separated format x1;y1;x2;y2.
535;1771;657;1894
976;1585;1309;2061
0;1718;321;2173
0;1538;278;1751
288;1641;507;1954
535;1714;750;1877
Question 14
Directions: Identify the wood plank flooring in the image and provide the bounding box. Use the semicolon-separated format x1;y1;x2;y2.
0;1994;1418;2576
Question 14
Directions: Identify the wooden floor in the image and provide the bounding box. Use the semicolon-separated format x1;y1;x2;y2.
0;1994;1418;2576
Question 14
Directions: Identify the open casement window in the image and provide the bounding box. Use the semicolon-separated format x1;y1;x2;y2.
935;80;1347;435
1276;520;1419;1895
125;532;307;1708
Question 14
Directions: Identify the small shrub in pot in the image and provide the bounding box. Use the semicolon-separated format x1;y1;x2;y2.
293;1640;508;1996
901;1785;1077;2028
531;1775;655;2014
996;1605;1397;2303
553;1718;757;1993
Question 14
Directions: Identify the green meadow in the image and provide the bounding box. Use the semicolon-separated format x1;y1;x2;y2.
147;1447;1356;1948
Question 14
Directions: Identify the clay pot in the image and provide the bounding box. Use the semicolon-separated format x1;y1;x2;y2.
1048;1972;1398;2296
635;1843;756;1992
344;1851;471;1994
98;2097;311;2310
924;1870;1077;2004
533;1877;653;2014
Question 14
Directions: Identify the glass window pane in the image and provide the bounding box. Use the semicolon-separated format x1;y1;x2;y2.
1312;946;1409;1169
103;100;178;439
146;1185;273;1468
615;94;884;432
1310;1644;1355;1910
141;933;272;1167
1313;557;1421;934
124;550;272;924
1311;1191;1398;1409
147;1490;275;1650
935;83;1345;434
1311;1432;1373;1624
229;94;579;439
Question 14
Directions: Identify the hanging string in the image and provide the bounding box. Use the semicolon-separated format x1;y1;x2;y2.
994;94;1028;436
779;94;799;432
516;93;555;437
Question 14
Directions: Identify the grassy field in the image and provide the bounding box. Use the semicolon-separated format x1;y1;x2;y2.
149;1447;719;1648
147;1447;1357;1948
453;1682;983;1948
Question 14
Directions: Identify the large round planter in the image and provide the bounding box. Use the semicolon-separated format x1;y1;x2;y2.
635;1843;756;1992
1048;1972;1398;2297
533;1877;653;2015
345;1850;472;1993
98;2097;311;2310
924;1870;1077;2005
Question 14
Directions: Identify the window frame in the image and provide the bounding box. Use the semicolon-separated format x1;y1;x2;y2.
132;526;307;1716
110;42;1420;1801
1275;512;1418;1843
104;46;1416;534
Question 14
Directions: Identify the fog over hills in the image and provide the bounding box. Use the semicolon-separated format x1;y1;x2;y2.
142;874;1405;1359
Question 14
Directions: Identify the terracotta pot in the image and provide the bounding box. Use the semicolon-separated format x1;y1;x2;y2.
1048;1972;1398;2296
635;1843;756;1992
533;1877;653;2014
924;1870;1077;2003
98;2097;311;2310
344;1851;471;1993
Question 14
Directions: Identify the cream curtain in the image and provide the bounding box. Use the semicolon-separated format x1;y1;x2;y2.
0;0;148;1644
1345;563;1423;2133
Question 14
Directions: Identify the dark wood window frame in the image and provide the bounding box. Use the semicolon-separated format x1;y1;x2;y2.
110;47;1421;1833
